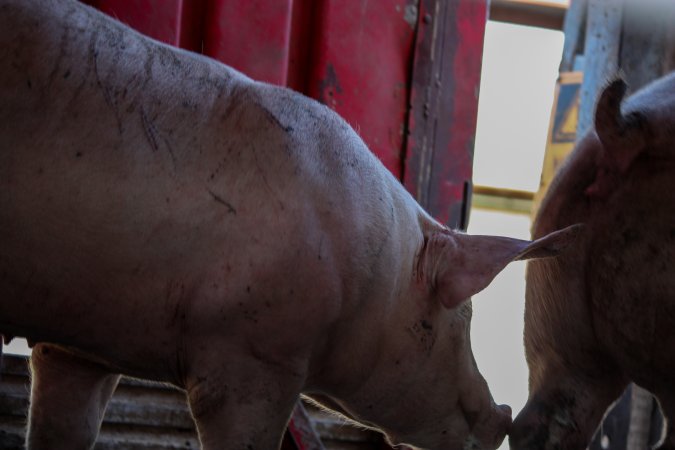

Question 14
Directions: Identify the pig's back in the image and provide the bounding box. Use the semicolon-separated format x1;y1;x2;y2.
0;0;405;377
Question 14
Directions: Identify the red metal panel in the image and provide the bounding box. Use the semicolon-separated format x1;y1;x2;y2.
85;0;181;46
306;0;418;177
403;0;487;228
82;0;205;51
286;0;317;94
177;0;206;53
203;0;293;86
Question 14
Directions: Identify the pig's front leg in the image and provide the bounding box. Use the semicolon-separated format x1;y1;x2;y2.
185;345;306;450
27;344;121;450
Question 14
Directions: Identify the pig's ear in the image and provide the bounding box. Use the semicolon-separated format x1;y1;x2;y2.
431;224;583;309
594;78;647;173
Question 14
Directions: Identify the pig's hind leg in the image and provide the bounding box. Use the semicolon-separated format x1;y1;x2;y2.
185;350;305;450
26;344;120;450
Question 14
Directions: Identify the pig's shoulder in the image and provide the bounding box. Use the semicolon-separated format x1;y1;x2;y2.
246;83;359;146
233;81;385;184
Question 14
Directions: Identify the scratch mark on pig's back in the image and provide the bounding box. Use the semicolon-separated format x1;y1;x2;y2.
140;105;178;170
91;30;124;134
257;102;294;134
140;106;160;152
207;189;237;215
46;22;70;89
251;144;285;212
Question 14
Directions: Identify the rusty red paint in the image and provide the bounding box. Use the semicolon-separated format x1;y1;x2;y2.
440;0;486;228
306;0;418;177
404;0;487;228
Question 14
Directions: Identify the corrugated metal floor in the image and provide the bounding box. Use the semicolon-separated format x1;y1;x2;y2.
0;354;382;450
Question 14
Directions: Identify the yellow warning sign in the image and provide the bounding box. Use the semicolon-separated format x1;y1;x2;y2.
532;71;583;215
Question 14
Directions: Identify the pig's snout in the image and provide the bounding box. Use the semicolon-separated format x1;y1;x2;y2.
498;404;512;422
491;404;513;446
464;403;512;450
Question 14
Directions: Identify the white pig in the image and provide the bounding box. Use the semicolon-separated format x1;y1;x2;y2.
0;1;577;449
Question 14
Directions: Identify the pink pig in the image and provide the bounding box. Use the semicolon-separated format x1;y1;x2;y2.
0;1;576;449
511;74;675;449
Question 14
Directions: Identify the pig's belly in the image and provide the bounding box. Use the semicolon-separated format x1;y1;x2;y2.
0;238;196;379
0;177;233;380
0;169;331;382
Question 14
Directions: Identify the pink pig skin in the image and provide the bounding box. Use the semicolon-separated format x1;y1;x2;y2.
511;75;675;449
0;1;577;449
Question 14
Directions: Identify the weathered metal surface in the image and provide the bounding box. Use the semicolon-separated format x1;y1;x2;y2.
404;0;487;229
576;0;623;138
286;0;317;94
559;0;587;72
0;355;198;450
81;0;206;52
202;0;294;86
490;0;565;30
305;0;418;177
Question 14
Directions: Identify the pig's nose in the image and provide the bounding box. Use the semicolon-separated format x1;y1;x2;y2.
477;403;512;449
498;404;512;419
498;404;512;428
497;404;513;438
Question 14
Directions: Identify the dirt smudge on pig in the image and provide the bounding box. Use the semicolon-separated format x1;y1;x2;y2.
407;318;436;355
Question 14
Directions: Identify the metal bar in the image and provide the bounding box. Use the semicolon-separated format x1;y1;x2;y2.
286;0;318;95
627;385;655;450
576;0;623;138
490;0;566;30
559;0;587;72
471;185;534;215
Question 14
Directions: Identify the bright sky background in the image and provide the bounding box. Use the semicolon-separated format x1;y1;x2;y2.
473;21;564;192
470;20;564;449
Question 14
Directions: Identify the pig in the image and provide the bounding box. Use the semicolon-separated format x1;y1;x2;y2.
510;73;675;449
0;0;578;449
